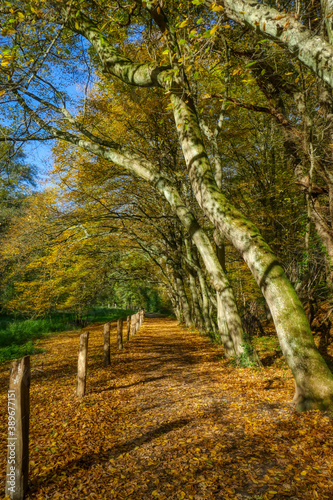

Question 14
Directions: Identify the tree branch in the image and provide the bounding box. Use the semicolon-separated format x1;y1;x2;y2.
213;0;333;89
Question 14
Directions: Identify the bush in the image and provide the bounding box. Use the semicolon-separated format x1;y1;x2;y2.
0;315;76;348
0;341;45;364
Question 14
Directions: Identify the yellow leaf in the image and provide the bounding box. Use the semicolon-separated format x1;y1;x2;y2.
179;19;188;28
1;60;10;67
268;492;277;495
301;470;307;475
0;90;5;97
210;25;219;35
212;5;224;11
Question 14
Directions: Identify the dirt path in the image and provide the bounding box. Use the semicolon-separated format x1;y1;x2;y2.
1;317;333;499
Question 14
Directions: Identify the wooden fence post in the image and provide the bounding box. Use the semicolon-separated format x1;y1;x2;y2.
77;331;89;398
127;316;130;341
117;318;123;350
6;356;30;500
131;314;136;336
103;322;111;366
135;312;140;333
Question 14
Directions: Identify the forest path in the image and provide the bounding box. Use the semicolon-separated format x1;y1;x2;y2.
1;317;333;499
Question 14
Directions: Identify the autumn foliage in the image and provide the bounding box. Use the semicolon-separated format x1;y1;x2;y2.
1;317;333;499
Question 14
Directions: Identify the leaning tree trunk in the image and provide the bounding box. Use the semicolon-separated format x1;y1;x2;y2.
160;184;244;354
185;239;204;332
197;265;215;334
174;269;192;327
171;91;333;411
188;268;204;330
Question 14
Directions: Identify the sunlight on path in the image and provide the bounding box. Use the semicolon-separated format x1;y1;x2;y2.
0;317;332;499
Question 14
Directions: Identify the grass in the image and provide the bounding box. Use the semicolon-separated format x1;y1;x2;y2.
0;307;135;364
0;341;45;364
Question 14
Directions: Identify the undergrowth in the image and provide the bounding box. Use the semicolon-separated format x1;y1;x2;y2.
0;307;134;364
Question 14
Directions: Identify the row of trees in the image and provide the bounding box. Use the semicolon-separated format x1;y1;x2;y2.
1;0;333;410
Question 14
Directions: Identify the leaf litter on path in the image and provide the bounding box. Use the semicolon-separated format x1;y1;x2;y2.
0;317;333;499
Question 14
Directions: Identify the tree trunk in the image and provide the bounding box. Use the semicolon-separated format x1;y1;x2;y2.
196;267;215;334
213;230;244;357
77;331;89;398
117;318;123;350
103;322;110;366
174;270;192;327
216;0;333;89
127;315;131;341
6;356;30;500
130;314;136;336
185;239;204;331
171;91;333;411
135;312;140;333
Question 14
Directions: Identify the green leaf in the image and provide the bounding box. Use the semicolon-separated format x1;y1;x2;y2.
245;61;258;68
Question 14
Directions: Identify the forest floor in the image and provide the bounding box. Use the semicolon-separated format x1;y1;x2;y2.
1;317;333;500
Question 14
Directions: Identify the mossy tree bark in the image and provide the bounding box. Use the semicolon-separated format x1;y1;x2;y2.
174;270;192;327
184;239;204;332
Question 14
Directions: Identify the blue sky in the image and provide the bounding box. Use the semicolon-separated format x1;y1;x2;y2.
25;140;55;187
